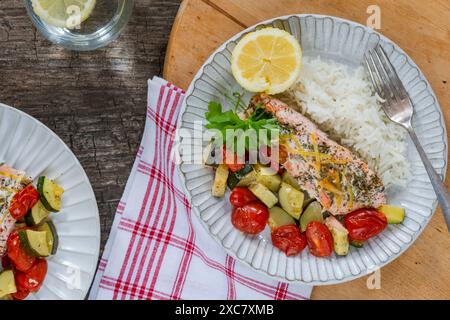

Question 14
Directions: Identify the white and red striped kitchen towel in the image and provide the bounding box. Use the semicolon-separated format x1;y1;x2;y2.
89;77;313;300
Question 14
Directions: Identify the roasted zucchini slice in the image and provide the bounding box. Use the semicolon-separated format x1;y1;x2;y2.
25;200;50;226
36;220;59;255
281;171;302;190
278;182;304;219
325;216;349;256
248;183;278;208
268;206;296;229
236;170;257;187
378;205;405;224
18;229;51;258
0;270;16;298
212;164;229;197
300;201;323;232
37;176;64;212
227;165;253;189
255;164;282;192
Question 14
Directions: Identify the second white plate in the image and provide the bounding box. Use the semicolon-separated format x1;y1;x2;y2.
0;103;100;299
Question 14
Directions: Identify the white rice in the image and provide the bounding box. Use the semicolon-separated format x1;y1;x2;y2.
285;57;409;187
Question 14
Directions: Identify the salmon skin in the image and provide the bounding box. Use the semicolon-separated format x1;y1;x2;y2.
0;164;30;256
249;94;386;215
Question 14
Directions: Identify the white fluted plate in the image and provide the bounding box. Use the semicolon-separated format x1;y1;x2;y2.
0;103;100;299
177;15;448;285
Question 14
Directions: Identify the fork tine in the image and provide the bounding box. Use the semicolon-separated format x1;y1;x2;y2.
367;49;394;105
364;53;384;99
373;46;404;101
371;48;402;104
376;46;408;100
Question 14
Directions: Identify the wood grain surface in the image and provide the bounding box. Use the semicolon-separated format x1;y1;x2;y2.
164;0;450;299
0;0;181;253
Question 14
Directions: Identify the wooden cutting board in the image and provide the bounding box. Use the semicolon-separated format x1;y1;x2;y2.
163;0;450;300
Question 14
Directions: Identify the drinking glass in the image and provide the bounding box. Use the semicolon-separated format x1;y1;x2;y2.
23;0;134;51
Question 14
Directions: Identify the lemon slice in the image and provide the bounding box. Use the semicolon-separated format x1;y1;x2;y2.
231;28;302;94
32;0;96;29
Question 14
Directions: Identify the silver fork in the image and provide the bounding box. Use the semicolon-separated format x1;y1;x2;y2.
364;45;450;233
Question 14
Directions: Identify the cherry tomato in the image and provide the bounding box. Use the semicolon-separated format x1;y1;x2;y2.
271;225;307;256
231;202;269;234
305;221;334;257
344;208;387;241
12;286;30;300
229;187;258;207
15;259;47;293
222;146;245;172
1;256;12;269
7;232;35;272
8;185;39;220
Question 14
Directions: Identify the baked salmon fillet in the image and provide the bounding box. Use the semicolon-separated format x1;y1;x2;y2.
249;94;386;215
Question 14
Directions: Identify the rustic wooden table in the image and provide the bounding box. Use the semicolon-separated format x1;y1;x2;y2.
0;0;181;252
164;0;450;299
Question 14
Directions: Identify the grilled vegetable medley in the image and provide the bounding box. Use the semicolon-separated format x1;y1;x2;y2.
0;165;63;300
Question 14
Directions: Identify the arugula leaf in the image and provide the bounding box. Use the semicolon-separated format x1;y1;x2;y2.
205;100;279;153
205;101;221;117
205;101;242;125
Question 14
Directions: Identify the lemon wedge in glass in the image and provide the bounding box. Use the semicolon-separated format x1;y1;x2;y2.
31;0;96;29
231;28;302;94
